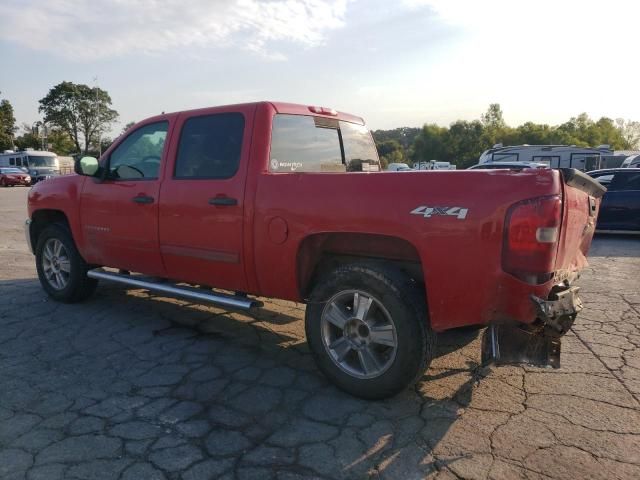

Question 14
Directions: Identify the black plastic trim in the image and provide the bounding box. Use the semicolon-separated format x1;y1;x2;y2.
560;168;607;198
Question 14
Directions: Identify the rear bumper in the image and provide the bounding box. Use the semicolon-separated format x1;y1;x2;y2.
531;286;583;337
482;284;583;368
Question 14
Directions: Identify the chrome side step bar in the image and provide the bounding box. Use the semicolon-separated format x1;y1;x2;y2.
87;269;262;311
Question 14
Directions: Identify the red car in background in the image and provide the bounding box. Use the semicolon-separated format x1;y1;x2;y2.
0;167;32;187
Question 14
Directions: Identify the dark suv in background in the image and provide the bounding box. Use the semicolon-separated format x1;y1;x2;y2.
588;168;640;233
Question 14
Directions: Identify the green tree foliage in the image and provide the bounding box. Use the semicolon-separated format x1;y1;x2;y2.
38;81;119;155
446;120;486;167
406;104;636;169
480;103;507;147
14;123;76;155
121;121;136;135
555;114;628;149
616;119;640;149
0;92;17;151
86;137;114;158
410;124;448;164
48;128;76;155
376;139;405;168
371;127;420;165
14;123;40;150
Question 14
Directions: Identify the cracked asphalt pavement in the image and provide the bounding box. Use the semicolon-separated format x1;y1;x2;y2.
1;186;639;479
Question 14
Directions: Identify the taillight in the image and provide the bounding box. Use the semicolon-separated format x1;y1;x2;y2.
502;195;561;284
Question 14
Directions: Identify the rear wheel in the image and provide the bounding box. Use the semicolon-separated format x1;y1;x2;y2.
305;263;435;399
35;224;98;303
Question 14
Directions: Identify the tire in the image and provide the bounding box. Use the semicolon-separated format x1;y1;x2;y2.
305;262;435;399
0;179;5;187
35;224;98;303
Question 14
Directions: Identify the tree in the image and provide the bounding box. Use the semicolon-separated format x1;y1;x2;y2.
556;114;629;149
410;124;448;164
372;127;420;165
481;103;506;131
14;123;40;150
376;140;405;167
445;120;487;168
38;81;119;155
0;92;17;151
86;137;114;158
481;103;511;147
13;123;76;155
48;128;76;155
121;121;136;135
616;119;640;149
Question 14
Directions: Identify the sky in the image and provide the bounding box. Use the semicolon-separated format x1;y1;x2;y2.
1;0;639;137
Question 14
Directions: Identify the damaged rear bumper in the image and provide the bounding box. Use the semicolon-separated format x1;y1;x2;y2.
481;285;583;368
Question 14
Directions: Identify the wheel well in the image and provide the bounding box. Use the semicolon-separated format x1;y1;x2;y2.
30;210;70;250
297;233;425;299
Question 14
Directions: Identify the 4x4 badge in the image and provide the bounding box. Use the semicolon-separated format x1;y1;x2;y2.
410;206;469;220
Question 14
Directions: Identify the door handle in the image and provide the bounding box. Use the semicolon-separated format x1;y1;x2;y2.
132;195;154;204
208;197;238;206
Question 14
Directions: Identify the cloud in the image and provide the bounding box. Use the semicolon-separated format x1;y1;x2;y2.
402;0;640;35
0;0;348;60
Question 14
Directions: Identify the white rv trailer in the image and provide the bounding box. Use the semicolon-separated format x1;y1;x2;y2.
478;144;614;171
0;149;61;183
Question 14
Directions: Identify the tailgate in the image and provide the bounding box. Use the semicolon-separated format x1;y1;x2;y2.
554;169;606;277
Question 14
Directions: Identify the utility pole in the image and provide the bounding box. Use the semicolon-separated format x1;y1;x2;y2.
32;121;48;150
93;76;101;157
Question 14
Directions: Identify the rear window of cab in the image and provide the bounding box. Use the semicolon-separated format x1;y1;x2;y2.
269;114;380;173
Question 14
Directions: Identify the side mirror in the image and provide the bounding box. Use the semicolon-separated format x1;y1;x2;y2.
75;156;99;176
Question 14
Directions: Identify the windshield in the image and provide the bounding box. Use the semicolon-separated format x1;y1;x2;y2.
1;168;25;174
28;155;57;167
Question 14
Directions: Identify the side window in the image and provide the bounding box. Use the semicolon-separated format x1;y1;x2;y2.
593;174;614;187
493;153;518;162
174;113;244;179
270;114;344;172
9;158;15;166
571;154;600;170
340;121;380;172
109;122;168;180
532;155;558;167
612;173;640;191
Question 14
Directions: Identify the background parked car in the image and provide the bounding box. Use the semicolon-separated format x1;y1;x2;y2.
621;154;640;168
0;167;32;187
588;168;640;233
467;161;548;170
386;162;412;171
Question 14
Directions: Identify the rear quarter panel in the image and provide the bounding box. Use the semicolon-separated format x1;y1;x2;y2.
252;168;565;331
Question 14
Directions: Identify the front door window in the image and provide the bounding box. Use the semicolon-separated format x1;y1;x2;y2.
109;122;168;180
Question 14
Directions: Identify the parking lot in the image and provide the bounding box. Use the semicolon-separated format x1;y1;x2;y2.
1;186;639;480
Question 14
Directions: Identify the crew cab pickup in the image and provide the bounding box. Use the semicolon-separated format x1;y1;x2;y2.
26;101;606;399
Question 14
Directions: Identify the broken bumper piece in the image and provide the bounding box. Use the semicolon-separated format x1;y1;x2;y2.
482;286;583;369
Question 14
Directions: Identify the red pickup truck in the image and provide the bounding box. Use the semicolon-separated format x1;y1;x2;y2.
26;101;605;399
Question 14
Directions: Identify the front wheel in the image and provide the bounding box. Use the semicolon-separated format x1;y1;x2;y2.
35;224;98;303
305;263;435;399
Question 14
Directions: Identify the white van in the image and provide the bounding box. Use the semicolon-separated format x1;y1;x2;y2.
0;150;61;183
